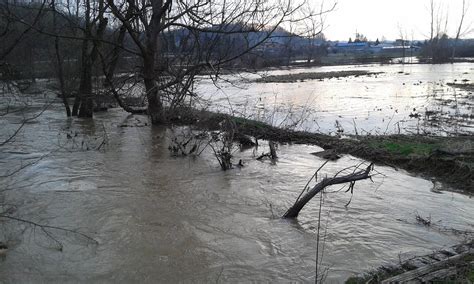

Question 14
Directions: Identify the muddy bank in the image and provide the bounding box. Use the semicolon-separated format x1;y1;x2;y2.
169;108;473;192
254;70;382;83
346;241;474;283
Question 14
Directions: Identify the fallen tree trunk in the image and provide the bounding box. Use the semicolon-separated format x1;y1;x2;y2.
283;163;374;218
381;248;473;283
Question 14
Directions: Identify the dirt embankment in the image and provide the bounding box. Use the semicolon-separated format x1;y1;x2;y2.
169;108;473;192
255;70;383;83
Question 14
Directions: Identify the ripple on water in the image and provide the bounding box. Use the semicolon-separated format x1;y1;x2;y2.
1;95;473;282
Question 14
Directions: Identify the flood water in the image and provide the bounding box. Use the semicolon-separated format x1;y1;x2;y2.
1;99;473;282
198;63;474;135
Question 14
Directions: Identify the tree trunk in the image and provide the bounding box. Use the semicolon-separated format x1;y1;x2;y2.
269;141;277;159
143;54;163;123
78;60;93;118
101;19;147;114
143;0;165;124
76;0;107;118
52;0;71;117
54;38;71;117
73;0;91;117
72;50;87;117
75;35;92;117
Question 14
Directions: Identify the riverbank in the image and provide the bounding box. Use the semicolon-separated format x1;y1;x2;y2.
169;108;473;192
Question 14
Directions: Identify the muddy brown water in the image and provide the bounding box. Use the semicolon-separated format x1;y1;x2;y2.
1;104;473;282
198;63;474;135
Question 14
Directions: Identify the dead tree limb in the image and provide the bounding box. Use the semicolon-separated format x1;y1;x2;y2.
283;163;374;218
0;215;99;250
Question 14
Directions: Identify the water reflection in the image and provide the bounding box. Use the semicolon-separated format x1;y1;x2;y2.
198;63;474;135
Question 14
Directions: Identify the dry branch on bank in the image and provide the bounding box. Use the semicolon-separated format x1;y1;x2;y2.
283;163;375;218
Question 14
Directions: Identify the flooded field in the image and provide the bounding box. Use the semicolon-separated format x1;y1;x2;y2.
197;63;474;135
1;102;473;282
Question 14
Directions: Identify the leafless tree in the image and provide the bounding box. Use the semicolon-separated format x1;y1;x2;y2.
452;0;472;61
398;25;408;64
0;0;48;62
69;0;108;117
426;0;450;62
301;0;335;63
103;0;333;124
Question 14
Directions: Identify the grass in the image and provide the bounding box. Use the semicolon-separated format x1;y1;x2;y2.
462;254;474;282
468;269;474;282
371;141;438;156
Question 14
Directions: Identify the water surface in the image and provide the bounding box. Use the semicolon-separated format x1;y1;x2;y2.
1;106;473;282
197;63;474;135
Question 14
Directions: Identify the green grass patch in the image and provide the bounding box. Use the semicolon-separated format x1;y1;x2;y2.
372;141;438;156
468;269;474;282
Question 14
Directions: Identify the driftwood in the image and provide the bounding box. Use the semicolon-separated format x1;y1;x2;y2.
381;248;473;283
283;163;374;218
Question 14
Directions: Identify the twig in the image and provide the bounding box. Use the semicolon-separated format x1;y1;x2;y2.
0;215;99;246
1;102;51;146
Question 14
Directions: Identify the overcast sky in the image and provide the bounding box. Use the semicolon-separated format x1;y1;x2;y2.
322;0;472;41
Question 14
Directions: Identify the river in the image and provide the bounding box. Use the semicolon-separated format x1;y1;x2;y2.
1;94;473;282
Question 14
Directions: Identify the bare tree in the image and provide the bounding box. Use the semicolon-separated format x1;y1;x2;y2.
0;0;48;61
426;0;450;63
104;0;331;124
398;24;407;64
70;0;108;117
301;1;336;63
51;0;72;116
452;0;472;61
